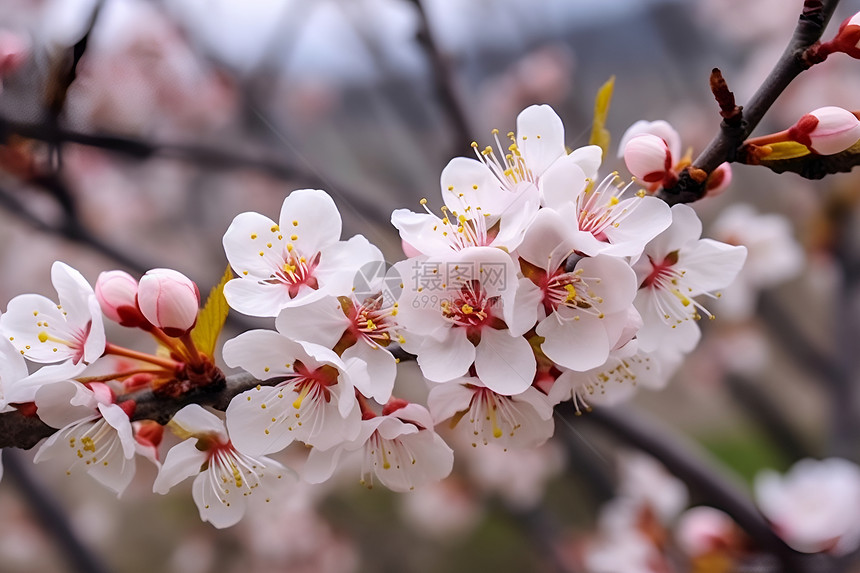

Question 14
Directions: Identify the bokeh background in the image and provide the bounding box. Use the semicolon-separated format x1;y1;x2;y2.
1;0;860;571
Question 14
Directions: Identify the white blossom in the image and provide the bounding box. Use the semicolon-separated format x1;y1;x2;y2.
154;405;292;529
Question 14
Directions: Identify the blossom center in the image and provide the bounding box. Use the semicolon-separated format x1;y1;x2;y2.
458;387;524;447
342;294;402;348
543;268;605;317
471;129;534;192
419;199;496;250
265;248;321;298
440;280;500;336
576;173;641;242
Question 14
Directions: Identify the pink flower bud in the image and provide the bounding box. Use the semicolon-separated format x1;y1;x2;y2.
705;162;732;197
96;270;149;327
676;506;738;557
137;268;200;337
788;106;860;155
623;134;672;183
0;30;29;78
829;12;860;59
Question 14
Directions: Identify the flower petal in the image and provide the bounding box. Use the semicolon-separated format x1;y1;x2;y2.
474;328;535;395
153;438;208;494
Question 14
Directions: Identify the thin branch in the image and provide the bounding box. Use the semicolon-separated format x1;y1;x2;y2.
0;115;383;223
3;449;114;573
758;293;840;383
659;0;842;204
0;185;152;273
0;372;273;450
724;374;819;461
566;403;818;573
408;0;475;158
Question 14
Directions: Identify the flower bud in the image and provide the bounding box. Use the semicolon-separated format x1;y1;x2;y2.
137;268;200;337
0;30;29;78
623;134;672;183
788;106;860;155
96;270;149;327
705;162;732;197
829;12;860;59
676;506;737;558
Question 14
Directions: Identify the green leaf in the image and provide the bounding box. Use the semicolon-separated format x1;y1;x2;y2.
190;266;233;357
761;141;811;161
755;138;860;179
589;76;615;159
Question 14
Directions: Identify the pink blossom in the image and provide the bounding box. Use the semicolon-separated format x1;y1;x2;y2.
137;268;200;337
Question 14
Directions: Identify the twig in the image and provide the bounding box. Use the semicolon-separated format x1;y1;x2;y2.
0;372;273;450
408;0;475;158
0;115;383;223
724;374;819;461
567;403;817;573
3;449;114;573
758;293;840;383
659;0;843;204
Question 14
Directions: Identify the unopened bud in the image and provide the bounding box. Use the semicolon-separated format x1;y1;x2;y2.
96;270;148;328
0;30;29;78
137;268;200;337
705;163;732;197
623;134;672;183
828;12;860;59
676;506;738;558
788;106;860;155
133;420;164;463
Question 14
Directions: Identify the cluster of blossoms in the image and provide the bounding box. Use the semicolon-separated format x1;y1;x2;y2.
0;104;748;528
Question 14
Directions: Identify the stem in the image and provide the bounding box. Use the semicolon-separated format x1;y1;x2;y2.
103;343;181;371
178;332;202;364
565;403;812;573
148;328;184;356
724;374;819;461
0;116;382;224
744;129;793;147
408;0;475;158
75;369;169;384
659;0;843;204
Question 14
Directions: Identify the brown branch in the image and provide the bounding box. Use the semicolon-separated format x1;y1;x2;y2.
569;403;824;573
710;68;742;126
659;0;842;205
408;0;475;158
0;115;383;223
0;371;280;450
741;142;860;179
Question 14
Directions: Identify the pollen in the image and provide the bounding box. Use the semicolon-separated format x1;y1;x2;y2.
271;225;279;232
292;220;299;226
37;331;48;343
291;234;298;241
251;233;258;240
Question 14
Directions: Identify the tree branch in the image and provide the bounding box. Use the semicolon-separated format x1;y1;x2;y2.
0;115;383;223
0;372;278;450
566;403;818;573
408;0;475;158
659;0;842;204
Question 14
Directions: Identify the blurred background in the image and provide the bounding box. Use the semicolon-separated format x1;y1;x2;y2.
2;0;860;571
